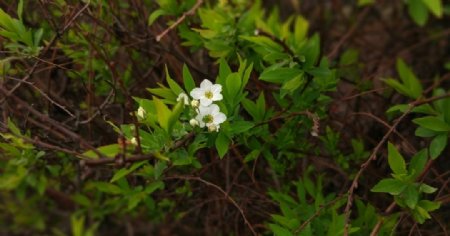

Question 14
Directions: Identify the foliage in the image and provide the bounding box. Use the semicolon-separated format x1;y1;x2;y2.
0;0;449;235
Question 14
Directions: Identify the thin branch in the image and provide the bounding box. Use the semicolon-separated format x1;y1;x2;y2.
166;175;257;236
155;0;203;42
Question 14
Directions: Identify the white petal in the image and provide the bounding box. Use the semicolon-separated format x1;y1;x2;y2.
200;98;212;106
212;93;223;101
209;104;220;114
200;79;213;89
195;114;206;128
211;84;222;93
190;88;204;99
213;112;227;124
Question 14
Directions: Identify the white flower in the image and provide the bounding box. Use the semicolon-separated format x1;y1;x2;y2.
137;106;146;119
189;119;199;127
191;99;200;108
195;104;226;130
177;92;189;105
190;79;223;107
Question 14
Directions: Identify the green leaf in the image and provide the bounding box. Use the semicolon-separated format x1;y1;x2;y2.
418;200;440;211
92;182;122;194
384;79;414;98
218;58;231;85
17;0;24;22
168;101;184;133
300;33;320;68
153;96;172;131
215;132;230;159
148;9;167;26
396;59;423;98
82;144;121;159
409;149;428;178
110;161;147;183
147;87;177;100
281;74;304;96
226;73;242;103
408;0;429;26
260;67;303;84
269;223;294;236
403;184;419;209
421;0;443;17
387;142;407;175
371;178;407;195
182;64;196;93
145;180;164;194
413;116;450;132
419;184;437;194
415;126;438;137
429;133;447;159
165;66;184;95
230;121;254;134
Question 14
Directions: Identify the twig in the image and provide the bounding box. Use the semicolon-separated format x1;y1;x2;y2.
155;0;203;42
0;0;91;100
166;175;257;236
6;76;75;118
344;92;450;235
327;7;371;60
343;104;413;235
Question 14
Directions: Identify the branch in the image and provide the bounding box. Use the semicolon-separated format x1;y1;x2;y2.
155;0;203;42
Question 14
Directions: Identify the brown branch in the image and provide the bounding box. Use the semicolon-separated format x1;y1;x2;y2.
166;175;257;236
155;0;203;42
344;92;450;235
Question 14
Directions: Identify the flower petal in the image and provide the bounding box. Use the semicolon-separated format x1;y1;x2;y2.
213;112;227;124
212;93;223;101
200;98;212;107
211;84;222;93
190;88;204;99
200;79;213;89
209;104;220;114
195;114;205;128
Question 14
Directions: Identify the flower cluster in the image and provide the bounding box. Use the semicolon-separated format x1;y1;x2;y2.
187;79;226;132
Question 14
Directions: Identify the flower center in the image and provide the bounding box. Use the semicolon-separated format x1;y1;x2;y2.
204;90;213;99
202;114;214;124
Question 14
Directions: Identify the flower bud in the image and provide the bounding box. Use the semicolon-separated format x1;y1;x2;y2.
207;124;219;132
191;99;200;108
130;137;138;145
189;119;199;127
137;106;146;119
177;92;189;105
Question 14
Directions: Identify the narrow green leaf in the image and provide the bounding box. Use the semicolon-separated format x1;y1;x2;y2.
82;144;121;159
408;0;429;26
371;178;406;195
92;182;122;194
418;200;440;211
153;96;171;131
17;0;24;22
215;132;230;159
421;0;443;17
387;142;407;175
165;66;184;95
260;67;303;84
110;161;146;183
182;64;196;93
419;184;437;194
404;184;419;209
148;9;166;26
413;116;450;132
396;59;423;98
409;149;428;178
429;133;447;159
